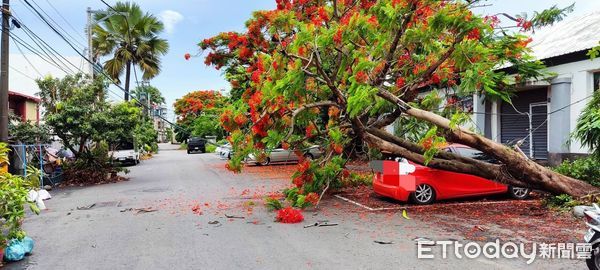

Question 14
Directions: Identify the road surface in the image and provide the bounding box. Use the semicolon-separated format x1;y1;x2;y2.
5;144;584;269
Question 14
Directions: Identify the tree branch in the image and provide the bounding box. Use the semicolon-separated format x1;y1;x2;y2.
286;101;340;139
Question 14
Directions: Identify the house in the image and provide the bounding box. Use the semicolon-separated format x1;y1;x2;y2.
152;104;169;143
9;90;40;123
472;11;600;165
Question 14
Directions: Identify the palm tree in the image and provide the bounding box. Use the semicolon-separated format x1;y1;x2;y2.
92;2;169;101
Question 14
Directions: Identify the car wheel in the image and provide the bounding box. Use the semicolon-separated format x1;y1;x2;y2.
410;184;436;205
303;153;314;161
259;157;271;166
508;186;530;199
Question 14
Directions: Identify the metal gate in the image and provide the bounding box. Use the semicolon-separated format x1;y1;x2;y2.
500;88;548;159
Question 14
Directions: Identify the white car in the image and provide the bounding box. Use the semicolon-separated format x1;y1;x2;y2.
109;141;140;165
217;143;232;160
246;145;323;165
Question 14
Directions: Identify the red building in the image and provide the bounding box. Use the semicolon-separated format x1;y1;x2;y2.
9;91;40;123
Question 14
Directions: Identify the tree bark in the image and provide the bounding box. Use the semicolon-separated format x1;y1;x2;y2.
124;60;131;101
366;90;598;197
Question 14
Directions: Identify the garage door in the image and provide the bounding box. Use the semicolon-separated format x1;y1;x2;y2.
500;88;548;159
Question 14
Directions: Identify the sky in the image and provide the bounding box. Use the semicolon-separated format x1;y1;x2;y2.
7;0;600;120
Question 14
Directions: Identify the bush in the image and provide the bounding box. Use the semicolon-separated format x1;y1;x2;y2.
544;194;580;210
206;144;216;153
63;142;127;185
0;143;39;249
554;156;600;187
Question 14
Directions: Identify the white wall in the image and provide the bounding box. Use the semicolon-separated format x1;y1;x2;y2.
543;57;600;154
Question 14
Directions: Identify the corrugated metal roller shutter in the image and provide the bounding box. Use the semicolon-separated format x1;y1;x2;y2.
500;88;548;159
531;104;548;160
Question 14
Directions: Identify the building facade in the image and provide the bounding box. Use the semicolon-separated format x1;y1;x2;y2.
472;11;600;165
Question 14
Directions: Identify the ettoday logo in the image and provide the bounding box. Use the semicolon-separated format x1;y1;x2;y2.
417;239;591;264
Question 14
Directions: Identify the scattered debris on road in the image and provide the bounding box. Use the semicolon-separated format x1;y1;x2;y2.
303;222;338;228
402;210;410;219
191;204;203;215
208;220;220;225
373;240;394;245
134;207;157;214
76;203;96;210
225;214;245;219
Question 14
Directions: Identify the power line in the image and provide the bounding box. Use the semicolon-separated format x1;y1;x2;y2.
19;0;178;128
9;66;36;81
43;0;86;41
11;37;42;77
21;0;86;50
9;32;71;75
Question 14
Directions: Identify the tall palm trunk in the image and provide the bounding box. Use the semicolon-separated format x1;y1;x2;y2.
124;60;132;101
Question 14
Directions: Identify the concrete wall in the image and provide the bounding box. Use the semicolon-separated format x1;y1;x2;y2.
544;57;600;154
475;57;600;163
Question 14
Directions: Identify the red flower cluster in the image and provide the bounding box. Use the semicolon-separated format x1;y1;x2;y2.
305;192;319;205
516;17;533;31
356;71;369;83
466;28;481;40
276;207;304;223
184;53;191;60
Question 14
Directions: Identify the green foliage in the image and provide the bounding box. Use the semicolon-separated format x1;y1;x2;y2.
342;172;373;187
38;74;140;156
265;197;284;211
9;118;51;144
191;115;225;140
206;144;217;153
92;1;169;96
544;194;579;210
0;143;40;248
63;142;128;184
554;156;600;187
572;91;600;156
131;85;165;105
588;43;600;59
134;120;158;153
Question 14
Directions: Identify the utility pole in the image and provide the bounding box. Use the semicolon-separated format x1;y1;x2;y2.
86;7;94;76
0;0;10;142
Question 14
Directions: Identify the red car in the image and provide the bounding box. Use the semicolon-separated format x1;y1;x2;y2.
372;144;530;204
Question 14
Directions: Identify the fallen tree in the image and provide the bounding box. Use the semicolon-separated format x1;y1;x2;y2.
197;0;597;197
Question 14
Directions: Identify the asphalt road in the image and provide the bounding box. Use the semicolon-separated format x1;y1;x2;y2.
5;144;584;269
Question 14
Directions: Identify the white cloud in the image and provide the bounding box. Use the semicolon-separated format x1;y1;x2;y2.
159;10;184;34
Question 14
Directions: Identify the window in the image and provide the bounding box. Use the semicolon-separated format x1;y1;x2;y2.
453;147;499;164
594;72;600;92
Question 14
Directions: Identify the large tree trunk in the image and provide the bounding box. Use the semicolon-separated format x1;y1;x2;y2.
124;61;131;101
371;90;599;197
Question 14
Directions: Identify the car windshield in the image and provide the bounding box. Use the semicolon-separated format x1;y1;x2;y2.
453;147;498;163
115;141;134;151
189;138;204;143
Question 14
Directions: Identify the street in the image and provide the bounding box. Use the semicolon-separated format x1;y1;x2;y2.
6;144;584;269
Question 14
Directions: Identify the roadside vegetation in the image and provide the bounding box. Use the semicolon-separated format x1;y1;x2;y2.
173;90;229;143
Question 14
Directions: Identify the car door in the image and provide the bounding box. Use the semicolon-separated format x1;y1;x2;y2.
269;144;287;163
439;146;505;197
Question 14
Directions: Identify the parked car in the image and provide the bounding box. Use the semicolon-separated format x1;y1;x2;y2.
187;137;206;154
217;143;232;159
246;145;323;165
109;141;140;165
372;144;530;204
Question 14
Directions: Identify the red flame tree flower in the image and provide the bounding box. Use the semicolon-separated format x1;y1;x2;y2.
197;1;593;197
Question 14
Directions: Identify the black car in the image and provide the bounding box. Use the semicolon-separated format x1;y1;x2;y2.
187;137;206;154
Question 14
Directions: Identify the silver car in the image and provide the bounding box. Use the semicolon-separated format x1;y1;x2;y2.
246;145;323;165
